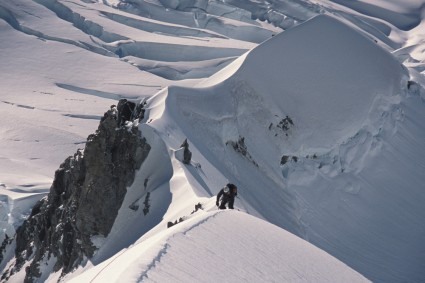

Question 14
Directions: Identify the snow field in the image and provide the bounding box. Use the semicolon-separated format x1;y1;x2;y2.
140;14;424;282
67;210;368;283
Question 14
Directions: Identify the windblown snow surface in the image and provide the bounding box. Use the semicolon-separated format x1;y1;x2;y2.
1;0;425;282
67;211;366;283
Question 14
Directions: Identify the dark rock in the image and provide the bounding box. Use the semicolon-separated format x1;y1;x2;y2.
191;203;203;214
142;192;151;216
116;99;146;126
227;136;248;156
180;139;192;164
117;99;135;126
277;115;294;131
3;103;151;282
0;235;12;266
280;155;289;165
129;202;139;211
226;136;258;167
280;155;298;165
166;217;184;228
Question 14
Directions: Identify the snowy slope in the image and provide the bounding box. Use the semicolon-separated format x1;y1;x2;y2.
1;0;425;282
66;210;368;283
139;14;425;282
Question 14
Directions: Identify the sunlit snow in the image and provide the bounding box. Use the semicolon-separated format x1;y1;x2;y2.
1;0;425;282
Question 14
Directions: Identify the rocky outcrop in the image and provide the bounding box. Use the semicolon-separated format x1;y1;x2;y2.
1;100;150;282
175;138;192;165
179;139;192;165
226;136;258;167
0;235;12;267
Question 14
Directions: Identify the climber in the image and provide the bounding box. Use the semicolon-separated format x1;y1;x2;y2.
216;183;238;209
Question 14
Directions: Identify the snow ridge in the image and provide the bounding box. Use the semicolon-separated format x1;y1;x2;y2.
1;0;425;282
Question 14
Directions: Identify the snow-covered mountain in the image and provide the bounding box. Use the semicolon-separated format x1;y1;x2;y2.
1;0;425;282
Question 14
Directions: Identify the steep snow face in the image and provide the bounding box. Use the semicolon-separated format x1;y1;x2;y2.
229;14;406;152
144;15;424;282
150;14;408;224
66;210;368;283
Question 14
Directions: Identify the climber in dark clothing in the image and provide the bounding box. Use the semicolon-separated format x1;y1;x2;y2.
216;183;238;209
